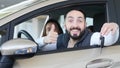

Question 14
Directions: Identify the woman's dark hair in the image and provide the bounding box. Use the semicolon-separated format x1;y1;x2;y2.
42;19;63;36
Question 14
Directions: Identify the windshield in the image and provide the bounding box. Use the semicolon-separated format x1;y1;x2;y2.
0;0;48;19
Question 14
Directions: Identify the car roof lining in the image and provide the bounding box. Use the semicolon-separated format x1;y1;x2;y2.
44;3;106;20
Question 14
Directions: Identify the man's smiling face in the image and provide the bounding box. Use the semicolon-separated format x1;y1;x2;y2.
65;10;86;40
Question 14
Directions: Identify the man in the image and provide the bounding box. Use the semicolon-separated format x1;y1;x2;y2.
56;9;119;49
39;9;119;50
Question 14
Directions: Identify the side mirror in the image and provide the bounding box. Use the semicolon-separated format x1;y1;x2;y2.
0;38;37;58
0;39;37;68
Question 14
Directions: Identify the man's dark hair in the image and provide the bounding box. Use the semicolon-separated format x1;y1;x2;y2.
64;9;86;20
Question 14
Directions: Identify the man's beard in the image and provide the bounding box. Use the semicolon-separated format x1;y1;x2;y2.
66;28;85;40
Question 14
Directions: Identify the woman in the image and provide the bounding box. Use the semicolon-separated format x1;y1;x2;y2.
36;19;63;51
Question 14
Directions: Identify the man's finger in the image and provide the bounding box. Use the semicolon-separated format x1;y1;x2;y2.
100;26;107;35
100;23;110;36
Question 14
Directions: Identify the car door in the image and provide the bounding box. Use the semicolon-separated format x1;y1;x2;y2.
0;0;120;68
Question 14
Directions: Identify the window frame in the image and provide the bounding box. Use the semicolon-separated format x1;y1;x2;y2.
0;23;10;45
8;0;112;54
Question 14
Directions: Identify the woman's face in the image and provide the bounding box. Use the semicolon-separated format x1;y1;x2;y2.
45;22;58;35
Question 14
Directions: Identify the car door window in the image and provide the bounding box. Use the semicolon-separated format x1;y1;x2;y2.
12;2;108;53
13;15;49;40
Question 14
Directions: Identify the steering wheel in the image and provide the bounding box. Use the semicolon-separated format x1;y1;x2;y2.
17;30;35;42
17;30;40;51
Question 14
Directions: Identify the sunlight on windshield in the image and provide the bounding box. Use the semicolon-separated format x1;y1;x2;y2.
0;0;48;19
